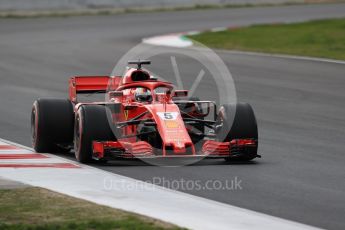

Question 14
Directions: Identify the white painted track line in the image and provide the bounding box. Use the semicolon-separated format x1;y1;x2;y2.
0;137;322;230
0;149;33;153
0;140;13;145
0;158;73;164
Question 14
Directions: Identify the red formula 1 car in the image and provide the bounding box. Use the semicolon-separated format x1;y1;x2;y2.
31;60;260;163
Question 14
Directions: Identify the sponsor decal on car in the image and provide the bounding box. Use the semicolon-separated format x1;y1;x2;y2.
157;112;179;128
124;110;129;120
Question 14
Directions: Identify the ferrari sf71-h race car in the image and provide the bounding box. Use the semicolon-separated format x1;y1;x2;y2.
31;60;260;163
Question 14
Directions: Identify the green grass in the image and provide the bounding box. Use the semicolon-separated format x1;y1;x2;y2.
0;187;183;230
188;18;345;60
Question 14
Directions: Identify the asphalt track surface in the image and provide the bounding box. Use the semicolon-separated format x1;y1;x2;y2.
1;3;345;230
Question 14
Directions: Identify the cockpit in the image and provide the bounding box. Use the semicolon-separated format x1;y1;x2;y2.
121;86;172;104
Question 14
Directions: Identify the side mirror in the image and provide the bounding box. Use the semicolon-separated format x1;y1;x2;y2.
109;91;123;97
108;91;123;102
173;90;188;97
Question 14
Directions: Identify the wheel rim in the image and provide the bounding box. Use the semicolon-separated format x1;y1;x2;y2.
74;115;80;153
31;106;37;146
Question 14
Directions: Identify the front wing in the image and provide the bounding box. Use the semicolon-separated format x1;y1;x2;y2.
92;139;258;160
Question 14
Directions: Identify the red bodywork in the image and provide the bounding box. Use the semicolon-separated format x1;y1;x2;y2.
69;68;256;160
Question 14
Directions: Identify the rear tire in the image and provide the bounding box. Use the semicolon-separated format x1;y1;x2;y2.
31;99;74;153
74;105;115;163
216;103;258;161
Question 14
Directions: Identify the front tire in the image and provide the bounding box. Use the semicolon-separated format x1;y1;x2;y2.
74;105;115;163
216;103;258;161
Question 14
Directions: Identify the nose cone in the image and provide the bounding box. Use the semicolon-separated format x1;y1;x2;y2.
146;104;195;155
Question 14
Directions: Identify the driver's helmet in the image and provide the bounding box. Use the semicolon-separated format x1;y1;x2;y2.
135;88;152;102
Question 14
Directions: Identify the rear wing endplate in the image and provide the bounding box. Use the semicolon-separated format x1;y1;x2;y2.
69;76;121;102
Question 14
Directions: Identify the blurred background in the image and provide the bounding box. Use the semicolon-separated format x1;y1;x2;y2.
0;0;320;11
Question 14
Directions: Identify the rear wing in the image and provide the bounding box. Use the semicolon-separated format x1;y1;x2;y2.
69;76;121;102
